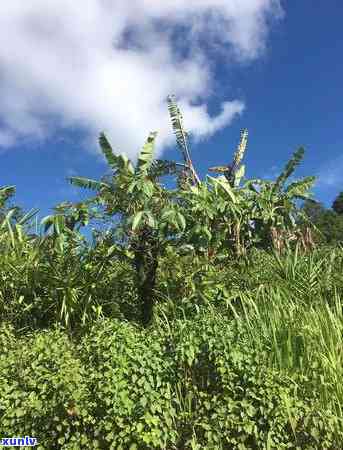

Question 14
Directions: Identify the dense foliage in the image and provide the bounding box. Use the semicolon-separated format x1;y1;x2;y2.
332;192;343;215
1;98;343;448
1;312;343;449
301;199;343;245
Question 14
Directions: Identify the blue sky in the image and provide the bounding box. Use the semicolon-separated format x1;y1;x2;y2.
0;1;342;225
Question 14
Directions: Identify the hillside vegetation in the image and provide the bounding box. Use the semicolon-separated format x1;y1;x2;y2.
1;97;343;449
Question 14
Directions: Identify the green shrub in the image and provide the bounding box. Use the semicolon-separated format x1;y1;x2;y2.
79;319;178;449
0;325;94;449
1;318;342;449
166;314;343;449
0;239;139;332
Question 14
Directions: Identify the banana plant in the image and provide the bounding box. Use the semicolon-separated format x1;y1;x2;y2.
69;131;187;326
0;184;39;250
180;144;315;258
208;128;248;187
0;207;39;252
247;148;316;249
177;175;251;260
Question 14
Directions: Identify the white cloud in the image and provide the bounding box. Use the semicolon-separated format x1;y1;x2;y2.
0;130;16;148
316;155;343;189
0;0;282;159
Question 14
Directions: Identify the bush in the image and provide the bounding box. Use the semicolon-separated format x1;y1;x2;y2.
0;238;139;332
1;317;342;449
0;324;94;449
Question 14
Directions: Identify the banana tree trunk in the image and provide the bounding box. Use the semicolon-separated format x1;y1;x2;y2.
133;229;159;326
253;218;273;249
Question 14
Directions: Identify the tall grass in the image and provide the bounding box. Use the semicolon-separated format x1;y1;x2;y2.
228;246;343;418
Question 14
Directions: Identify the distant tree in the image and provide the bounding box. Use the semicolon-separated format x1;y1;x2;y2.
302;199;326;223
315;210;343;244
332;191;343;215
300;198;343;245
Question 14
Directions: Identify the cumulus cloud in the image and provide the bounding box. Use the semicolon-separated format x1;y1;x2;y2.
0;130;16;148
0;0;283;158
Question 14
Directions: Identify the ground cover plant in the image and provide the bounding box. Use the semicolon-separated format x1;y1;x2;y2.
0;98;343;449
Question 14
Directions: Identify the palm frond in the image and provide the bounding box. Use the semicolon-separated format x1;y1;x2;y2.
273;147;305;194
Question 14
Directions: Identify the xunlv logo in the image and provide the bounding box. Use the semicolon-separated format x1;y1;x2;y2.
0;436;37;446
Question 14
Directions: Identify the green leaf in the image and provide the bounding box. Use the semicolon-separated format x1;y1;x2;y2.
132;211;144;230
142;180;154;197
16;208;39;226
167;95;190;163
41;214;66;235
135;132;157;176
209;176;237;203
176;212;186;231
233;164;245;187
167;95;200;184
145;212;155;228
232;129;248;169
273;147;305;194
0;185;16;204
148;159;178;179
99;132;119;171
161;209;175;221
285;176;316;197
69;176;110;192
